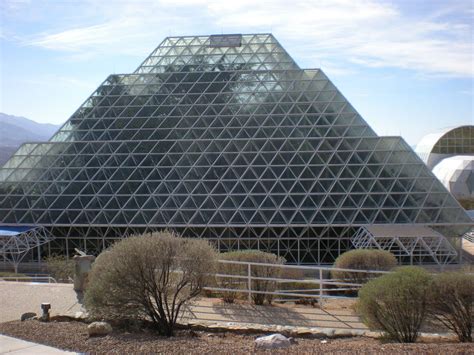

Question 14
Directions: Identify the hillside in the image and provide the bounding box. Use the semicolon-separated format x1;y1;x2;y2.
0;113;60;166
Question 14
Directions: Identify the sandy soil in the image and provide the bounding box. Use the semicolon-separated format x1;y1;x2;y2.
1;320;472;354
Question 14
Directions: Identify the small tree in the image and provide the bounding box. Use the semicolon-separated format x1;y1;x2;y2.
428;272;474;342
332;249;397;284
357;266;433;343
84;231;217;336
45;255;74;282
218;250;285;305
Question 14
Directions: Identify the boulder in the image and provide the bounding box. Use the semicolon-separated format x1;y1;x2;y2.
74;311;89;320
255;333;291;350
87;321;112;336
20;312;36;321
49;315;75;322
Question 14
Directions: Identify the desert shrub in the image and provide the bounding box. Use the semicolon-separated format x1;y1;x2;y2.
218;250;285;305
331;249;397;289
0;272;30;281
457;198;474;210
279;281;321;305
357;266;433;343
45;255;74;282
84;231;217;336
277;267;318;303
428;272;474;342
215;256;243;303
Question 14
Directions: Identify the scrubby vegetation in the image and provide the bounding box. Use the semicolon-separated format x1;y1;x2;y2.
45;255;74;282
357;266;432;343
428;271;473;342
331;249;397;293
0;271;30;281
457;198;474;210
84;231;217;336
217;250;285;305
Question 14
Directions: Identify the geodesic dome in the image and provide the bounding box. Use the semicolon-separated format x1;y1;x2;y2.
432;155;473;200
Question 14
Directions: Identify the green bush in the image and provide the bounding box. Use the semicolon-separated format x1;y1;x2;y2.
0;272;30;281
214;256;242;303
428;272;474;342
357;266;433;343
218;250;285;305
332;249;397;290
45;255;74;282
85;231;217;336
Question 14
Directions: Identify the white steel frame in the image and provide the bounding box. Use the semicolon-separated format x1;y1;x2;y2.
351;226;458;265
0;34;471;265
0;226;54;273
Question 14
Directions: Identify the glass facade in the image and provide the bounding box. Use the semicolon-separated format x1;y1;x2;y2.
431;126;474;155
0;34;471;263
415;125;473;169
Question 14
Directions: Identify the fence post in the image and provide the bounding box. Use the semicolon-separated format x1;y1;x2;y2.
247;263;252;302
319;268;323;300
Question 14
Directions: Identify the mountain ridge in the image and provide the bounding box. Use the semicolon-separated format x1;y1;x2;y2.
0;113;61;166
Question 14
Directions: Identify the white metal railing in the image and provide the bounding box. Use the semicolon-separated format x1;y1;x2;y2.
0;275;57;283
204;259;390;302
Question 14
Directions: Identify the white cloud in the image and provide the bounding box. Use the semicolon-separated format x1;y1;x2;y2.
21;74;96;90
27;19;145;52
19;0;474;77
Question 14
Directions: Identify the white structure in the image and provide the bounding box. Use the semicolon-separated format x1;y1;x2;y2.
432;156;473;199
416;126;473;200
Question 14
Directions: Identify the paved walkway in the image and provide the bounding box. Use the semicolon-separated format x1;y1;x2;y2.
0;282;82;323
182;298;365;330
0;281;365;331
0;335;73;354
0;281;368;352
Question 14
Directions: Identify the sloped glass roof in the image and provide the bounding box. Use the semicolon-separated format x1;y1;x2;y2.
0;34;470;232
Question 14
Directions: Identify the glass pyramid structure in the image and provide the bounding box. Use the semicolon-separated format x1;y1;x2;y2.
0;34;471;264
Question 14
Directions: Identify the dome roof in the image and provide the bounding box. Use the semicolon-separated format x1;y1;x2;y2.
432;155;473;199
416;125;473;169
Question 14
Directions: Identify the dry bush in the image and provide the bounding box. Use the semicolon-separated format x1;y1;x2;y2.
0;272;30;281
278;268;319;304
215;256;245;303
45;255;74;282
84;231;217;336
218;250;285;305
331;249;397;291
428;272;473;342
357;266;432;343
457;198;474;210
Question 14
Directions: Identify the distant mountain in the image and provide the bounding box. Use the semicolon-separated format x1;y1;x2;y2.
0;113;61;166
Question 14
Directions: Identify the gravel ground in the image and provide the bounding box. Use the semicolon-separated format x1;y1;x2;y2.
1;320;472;354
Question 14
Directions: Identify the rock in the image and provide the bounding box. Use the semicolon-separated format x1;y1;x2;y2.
294;327;312;336
255;334;291;350
320;328;335;337
74;311;89;320
20;312;36;321
50;315;75;322
349;329;366;337
333;329;352;338
87;321;112;336
365;331;382;338
418;332;456;342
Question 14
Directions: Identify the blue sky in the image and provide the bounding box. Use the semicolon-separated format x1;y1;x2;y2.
0;0;472;146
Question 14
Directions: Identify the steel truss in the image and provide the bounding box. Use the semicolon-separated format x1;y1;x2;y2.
0;226;54;272
464;228;474;243
351;226;458;265
43;225;357;264
0;34;471;267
